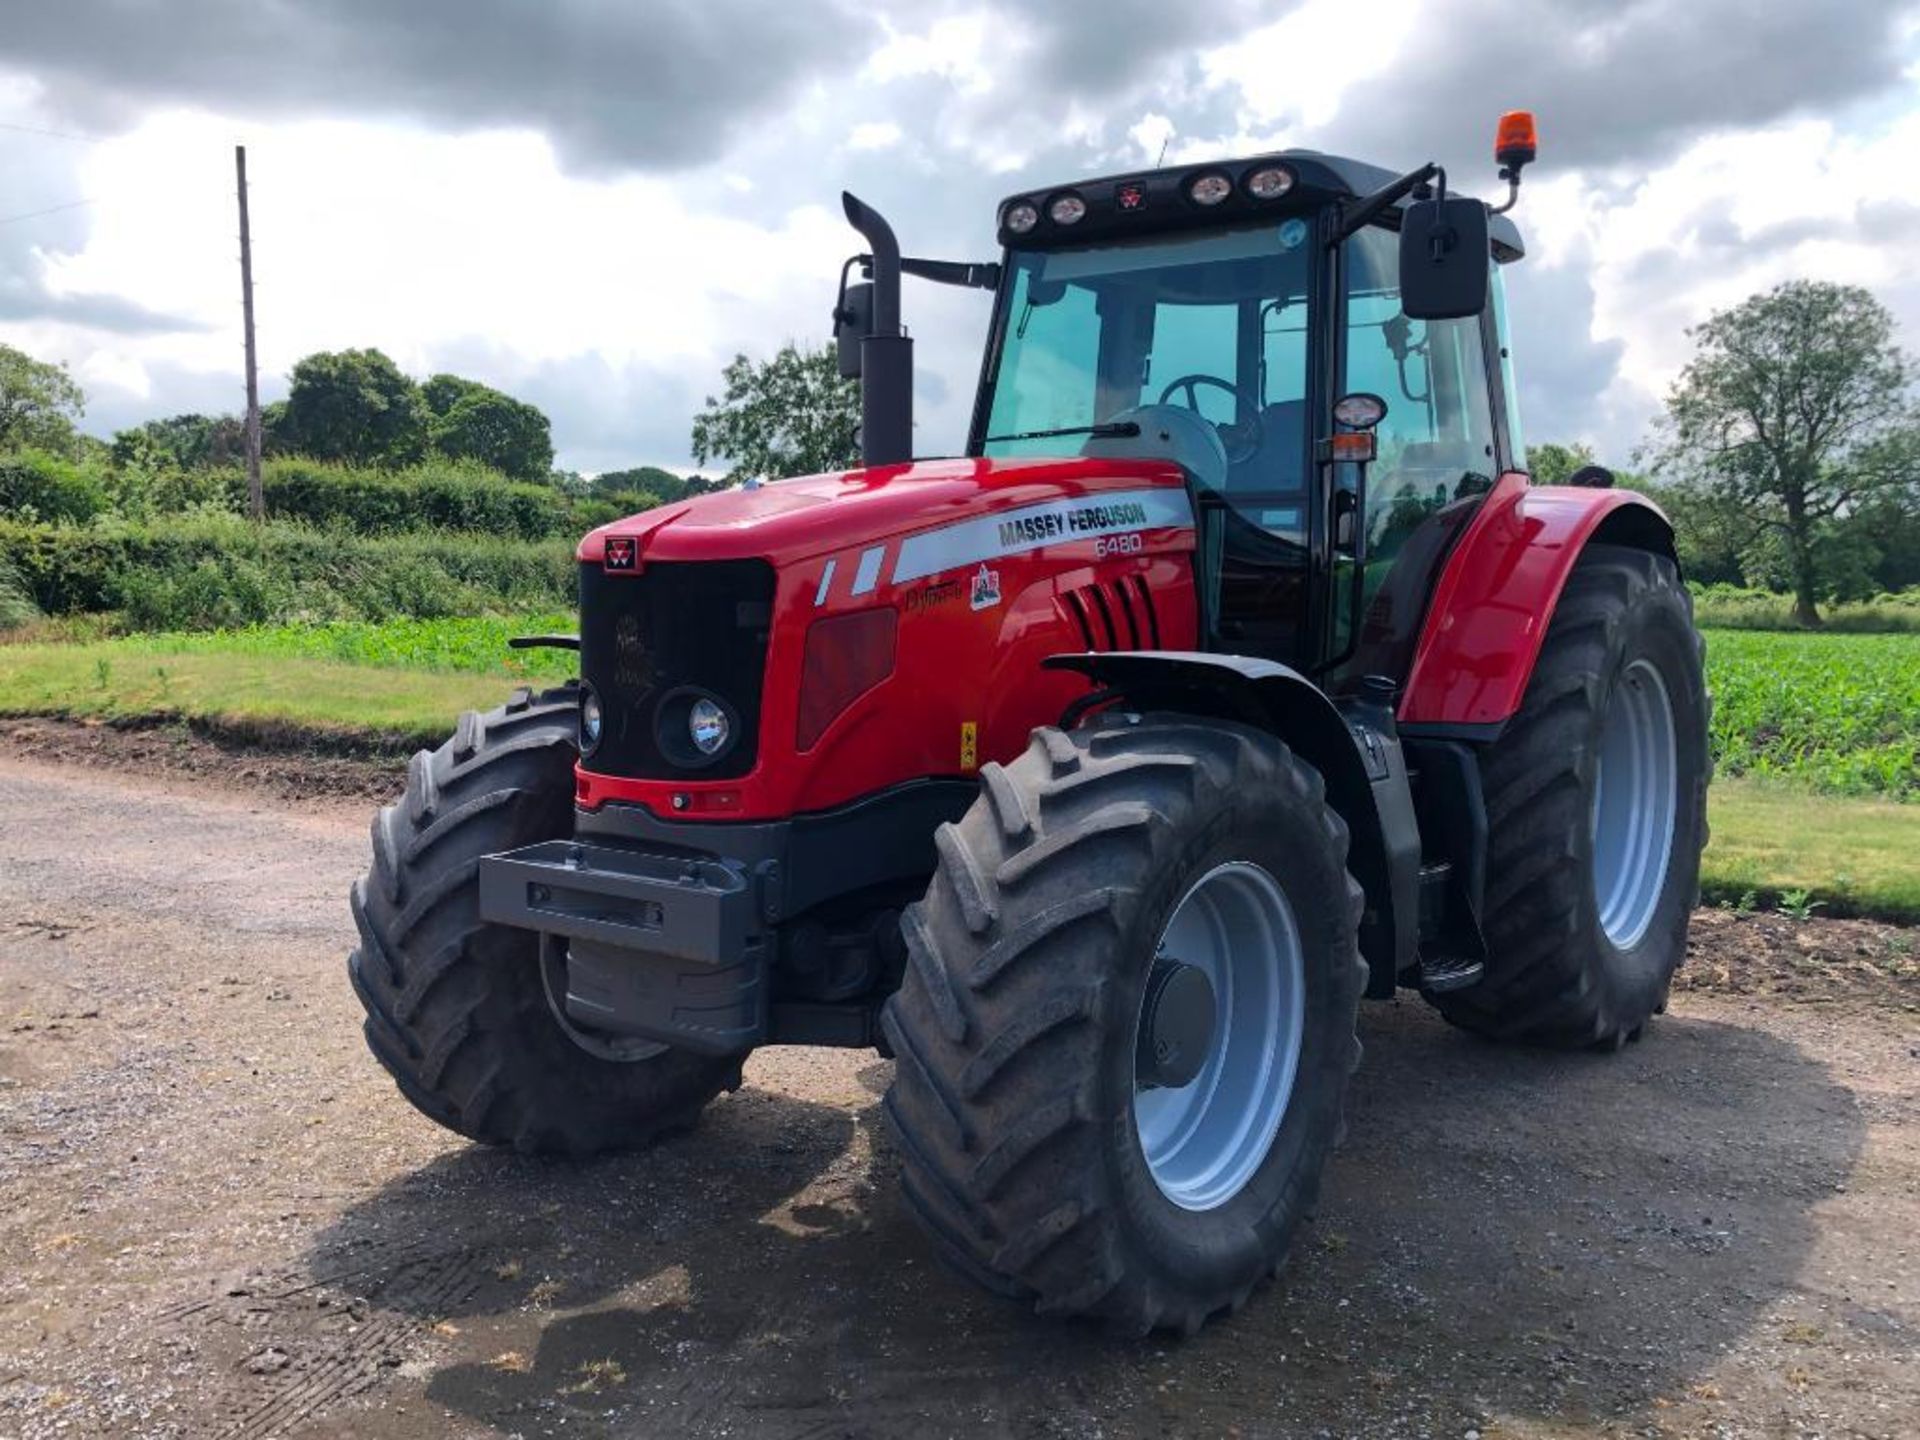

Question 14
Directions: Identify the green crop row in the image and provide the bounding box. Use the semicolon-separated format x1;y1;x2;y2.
1705;629;1918;798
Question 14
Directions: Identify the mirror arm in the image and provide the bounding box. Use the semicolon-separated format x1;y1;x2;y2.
1334;162;1441;243
851;253;1001;292
901;256;1002;291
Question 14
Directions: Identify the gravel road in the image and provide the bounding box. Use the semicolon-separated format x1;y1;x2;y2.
1;735;1915;1439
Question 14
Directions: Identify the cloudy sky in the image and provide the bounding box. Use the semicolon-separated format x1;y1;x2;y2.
2;0;1918;474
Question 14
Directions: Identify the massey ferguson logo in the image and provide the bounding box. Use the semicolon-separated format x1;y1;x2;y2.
604;536;637;571
969;564;1002;611
996;500;1150;549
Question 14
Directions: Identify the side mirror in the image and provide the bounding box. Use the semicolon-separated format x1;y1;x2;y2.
834;280;874;379
1399;197;1489;321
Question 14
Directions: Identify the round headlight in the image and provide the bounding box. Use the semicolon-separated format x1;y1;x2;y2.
1004;200;1040;234
1246;165;1295;200
1048;193;1087;226
1188;173;1232;206
580;687;603;751
689;697;730;756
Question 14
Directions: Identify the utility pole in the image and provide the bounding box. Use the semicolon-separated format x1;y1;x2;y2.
235;144;263;520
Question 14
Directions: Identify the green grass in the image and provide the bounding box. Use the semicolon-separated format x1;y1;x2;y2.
101;613;580;678
0;629;563;746
1703;779;1920;922
1705;629;1919;798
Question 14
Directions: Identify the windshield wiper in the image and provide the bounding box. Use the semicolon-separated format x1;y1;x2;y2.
982;421;1141;444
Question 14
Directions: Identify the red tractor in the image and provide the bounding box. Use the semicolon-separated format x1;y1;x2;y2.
349;114;1708;1333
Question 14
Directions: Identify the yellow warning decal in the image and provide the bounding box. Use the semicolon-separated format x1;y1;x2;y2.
960;721;979;771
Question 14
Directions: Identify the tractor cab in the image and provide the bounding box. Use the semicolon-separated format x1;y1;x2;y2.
972;152;1527;690
842;144;1531;694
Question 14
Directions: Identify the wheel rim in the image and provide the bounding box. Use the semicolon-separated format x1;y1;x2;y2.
1133;862;1305;1212
1590;657;1678;949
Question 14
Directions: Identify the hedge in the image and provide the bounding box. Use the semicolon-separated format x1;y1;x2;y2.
2;516;577;630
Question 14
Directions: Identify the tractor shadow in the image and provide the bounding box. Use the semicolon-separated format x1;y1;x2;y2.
312;1002;1864;1437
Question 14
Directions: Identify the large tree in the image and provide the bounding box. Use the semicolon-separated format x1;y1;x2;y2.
0;343;86;455
282;348;428;467
421;373;554;482
111;413;247;471
690;343;859;481
1660;280;1915;625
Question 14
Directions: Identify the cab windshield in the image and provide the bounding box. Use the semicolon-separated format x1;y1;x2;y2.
977;220;1314;507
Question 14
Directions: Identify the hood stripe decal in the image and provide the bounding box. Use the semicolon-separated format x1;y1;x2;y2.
890;487;1194;586
851;544;887;597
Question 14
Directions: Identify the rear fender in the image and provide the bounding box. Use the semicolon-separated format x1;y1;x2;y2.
1398;474;1677;732
1045;651;1417;995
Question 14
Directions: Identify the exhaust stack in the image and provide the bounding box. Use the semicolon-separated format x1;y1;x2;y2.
841;192;914;467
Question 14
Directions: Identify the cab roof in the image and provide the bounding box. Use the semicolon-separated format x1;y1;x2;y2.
997;148;1525;261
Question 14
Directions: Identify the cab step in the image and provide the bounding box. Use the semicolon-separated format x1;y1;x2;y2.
1417;953;1485;993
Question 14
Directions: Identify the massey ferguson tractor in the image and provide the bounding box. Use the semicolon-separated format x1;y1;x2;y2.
349;113;1708;1333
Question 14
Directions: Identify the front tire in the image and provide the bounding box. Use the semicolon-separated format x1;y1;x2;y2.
1430;545;1709;1048
882;715;1365;1333
347;685;739;1154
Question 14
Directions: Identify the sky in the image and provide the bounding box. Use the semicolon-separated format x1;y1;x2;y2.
2;0;1918;476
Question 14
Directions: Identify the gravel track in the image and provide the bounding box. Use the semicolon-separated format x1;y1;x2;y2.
1;734;1915;1439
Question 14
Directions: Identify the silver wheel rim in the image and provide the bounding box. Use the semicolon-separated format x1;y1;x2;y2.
1591;657;1678;949
1133;861;1305;1212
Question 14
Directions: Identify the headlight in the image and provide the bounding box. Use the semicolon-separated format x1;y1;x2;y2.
1187;173;1232;206
1048;193;1087;226
1004;200;1039;234
689;697;730;756
655;687;739;769
580;686;603;752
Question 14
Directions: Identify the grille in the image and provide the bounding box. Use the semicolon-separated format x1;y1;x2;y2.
1063;574;1160;652
578;559;776;780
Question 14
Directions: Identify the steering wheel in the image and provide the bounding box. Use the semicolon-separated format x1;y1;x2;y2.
1156;374;1262;464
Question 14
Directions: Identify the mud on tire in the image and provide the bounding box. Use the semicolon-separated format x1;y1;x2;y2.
881;714;1366;1334
347;684;738;1154
1430;544;1709;1049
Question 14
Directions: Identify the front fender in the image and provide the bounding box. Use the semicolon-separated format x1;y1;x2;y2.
1398;474;1676;730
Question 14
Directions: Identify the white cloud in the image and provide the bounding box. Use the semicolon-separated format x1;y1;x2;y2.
847;121;904;152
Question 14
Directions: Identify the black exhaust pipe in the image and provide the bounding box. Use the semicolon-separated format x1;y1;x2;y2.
842;191;913;467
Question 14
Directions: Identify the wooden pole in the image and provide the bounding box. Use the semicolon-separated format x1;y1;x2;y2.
236;144;263;520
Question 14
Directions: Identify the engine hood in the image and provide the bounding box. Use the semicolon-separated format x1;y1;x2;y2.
577;456;1188;568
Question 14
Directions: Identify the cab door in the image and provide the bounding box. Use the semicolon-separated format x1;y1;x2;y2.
1325;224;1503;689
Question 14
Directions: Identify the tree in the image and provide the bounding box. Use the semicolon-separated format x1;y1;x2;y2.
1525;441;1597;487
690;343;859;481
594;465;723;506
1660;280;1916;625
0;343;86;455
282;348;427;467
111;413;247;471
417;373;555;482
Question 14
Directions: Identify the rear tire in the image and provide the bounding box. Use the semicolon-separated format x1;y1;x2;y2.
1430;545;1708;1048
882;715;1365;1333
347;684;739;1154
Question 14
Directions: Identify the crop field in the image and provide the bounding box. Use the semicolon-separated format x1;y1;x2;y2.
1705;630;1919;798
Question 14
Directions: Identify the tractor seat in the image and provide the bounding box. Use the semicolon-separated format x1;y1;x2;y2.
1225;400;1306;494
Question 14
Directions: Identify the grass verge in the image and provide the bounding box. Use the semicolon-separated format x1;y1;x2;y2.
1700;780;1920;923
0;644;537;749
